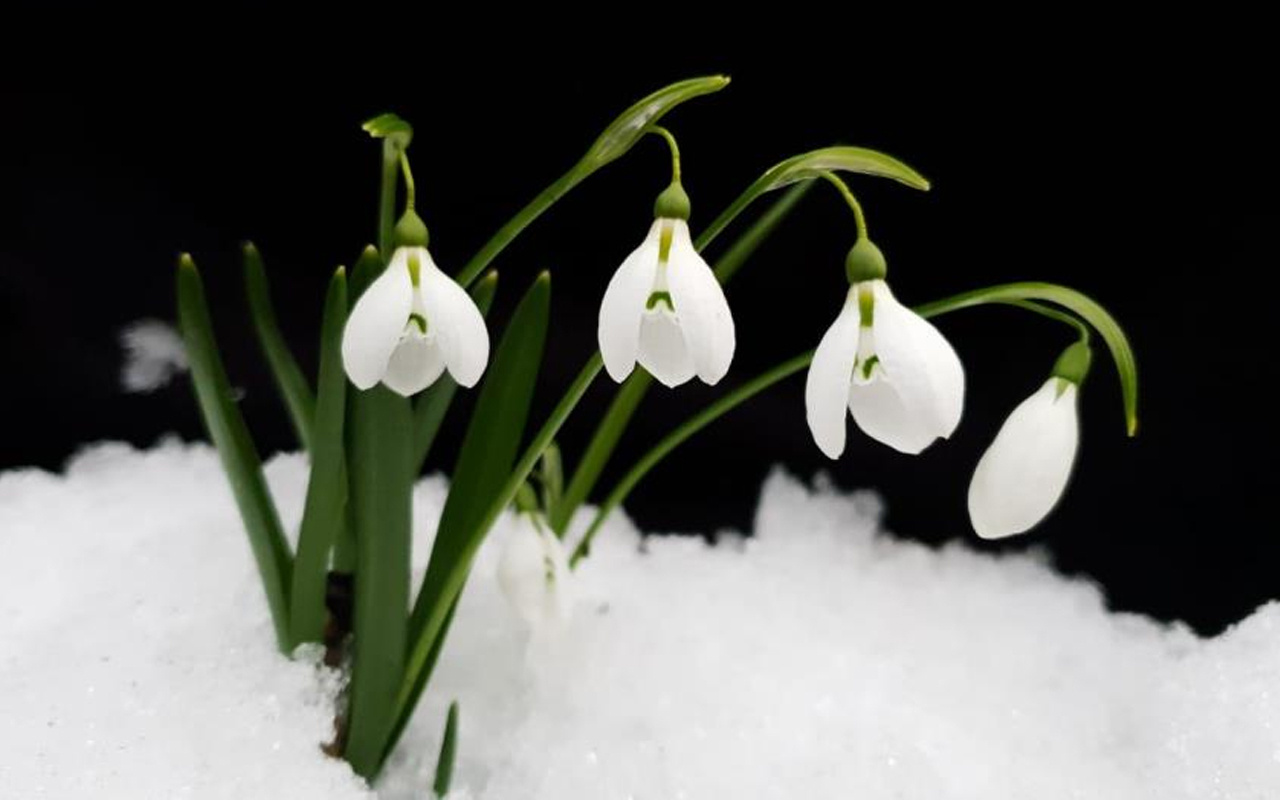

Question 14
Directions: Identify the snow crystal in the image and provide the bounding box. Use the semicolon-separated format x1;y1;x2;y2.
1;442;1276;799
119;319;188;392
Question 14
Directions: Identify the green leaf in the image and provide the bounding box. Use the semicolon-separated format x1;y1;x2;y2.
698;146;929;250
244;243;316;451
580;75;730;171
411;271;500;473
408;273;551;639
390;357;602;770
381;274;554;772
538;442;563;526
432;702;460;798
914;281;1139;435
176;255;293;652
343;247;414;778
363;112;413;147
288;267;349;647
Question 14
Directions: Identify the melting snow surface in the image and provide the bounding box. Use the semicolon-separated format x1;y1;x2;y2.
1;441;1276;799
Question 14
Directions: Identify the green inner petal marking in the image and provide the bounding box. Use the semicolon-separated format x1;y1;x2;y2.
409;313;427;333
408;253;422;287
857;284;875;328
646;291;674;311
859;355;879;380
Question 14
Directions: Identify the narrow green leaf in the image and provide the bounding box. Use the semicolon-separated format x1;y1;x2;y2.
411;271;500;473
580;75;730;171
914;281;1140;435
343;246;414;778
432;702;460;798
380;275;554;771
177;255;293;652
408;273;551;639
389;356;602;769
244;243;316;451
288;268;349;647
698;146;929;250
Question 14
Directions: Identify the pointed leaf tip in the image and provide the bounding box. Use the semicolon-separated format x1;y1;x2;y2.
581;75;730;171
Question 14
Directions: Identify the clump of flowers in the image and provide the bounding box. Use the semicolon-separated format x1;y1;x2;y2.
176;76;1137;790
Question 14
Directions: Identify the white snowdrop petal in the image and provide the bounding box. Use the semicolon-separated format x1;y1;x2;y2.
969;380;1080;539
665;219;735;384
637;311;697;387
497;515;574;631
340;252;415;390
871;280;965;442
804;290;861;459
847;378;941;454
380;336;447;397
418;252;490;388
598;221;663;383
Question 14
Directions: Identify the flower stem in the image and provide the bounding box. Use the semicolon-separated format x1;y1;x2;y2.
454;166;582;288
398;148;417;212
378;140;401;257
1000;299;1092;342
646;125;682;183
570;352;812;567
819;171;868;239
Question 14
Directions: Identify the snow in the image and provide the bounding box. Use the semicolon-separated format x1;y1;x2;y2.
1;441;1276;799
118;320;188;393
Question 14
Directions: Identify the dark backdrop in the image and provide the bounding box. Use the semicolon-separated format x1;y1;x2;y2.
3;38;1275;635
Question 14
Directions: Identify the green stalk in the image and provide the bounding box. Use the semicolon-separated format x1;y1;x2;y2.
344;143;414;777
343;384;413;777
177;255;293;652
552;182;813;536
570;352;812;566
454;168;581;288
244;242;316;451
385;356;602;768
288;268;349;647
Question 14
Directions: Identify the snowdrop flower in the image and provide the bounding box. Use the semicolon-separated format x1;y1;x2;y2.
341;219;489;396
497;509;574;632
805;239;965;458
968;341;1090;539
597;183;735;387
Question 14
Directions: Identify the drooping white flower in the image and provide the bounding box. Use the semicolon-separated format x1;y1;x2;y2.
341;246;489;396
805;280;965;458
597;217;735;387
968;377;1081;540
497;512;574;632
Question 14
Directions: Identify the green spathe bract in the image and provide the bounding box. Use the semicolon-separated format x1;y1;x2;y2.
176;76;1138;788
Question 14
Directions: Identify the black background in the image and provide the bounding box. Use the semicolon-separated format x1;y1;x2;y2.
3;32;1276;635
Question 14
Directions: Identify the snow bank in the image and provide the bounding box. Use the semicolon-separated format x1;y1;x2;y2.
1;441;1275;799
